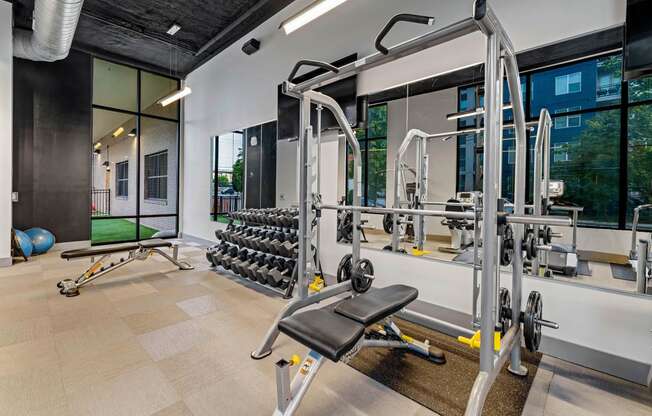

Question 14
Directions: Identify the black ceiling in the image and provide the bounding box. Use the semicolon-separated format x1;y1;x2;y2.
12;0;296;77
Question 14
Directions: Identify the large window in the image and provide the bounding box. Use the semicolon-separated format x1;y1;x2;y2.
456;53;652;230
115;161;128;197
144;150;168;200
211;132;244;222
91;58;180;244
346;104;387;207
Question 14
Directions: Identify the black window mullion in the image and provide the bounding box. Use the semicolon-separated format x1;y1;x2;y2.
619;81;629;229
136;69;141;241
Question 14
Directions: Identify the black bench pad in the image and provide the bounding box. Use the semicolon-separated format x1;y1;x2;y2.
61;239;172;259
139;239;172;249
61;243;141;259
278;309;365;362
334;285;418;326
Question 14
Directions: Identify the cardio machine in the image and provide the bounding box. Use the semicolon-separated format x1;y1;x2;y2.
628;204;652;293
439;191;481;254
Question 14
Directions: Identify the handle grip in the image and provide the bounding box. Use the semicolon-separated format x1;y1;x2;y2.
288;60;339;82
374;13;434;55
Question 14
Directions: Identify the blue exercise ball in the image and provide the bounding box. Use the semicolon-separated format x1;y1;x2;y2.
14;230;34;257
25;228;56;254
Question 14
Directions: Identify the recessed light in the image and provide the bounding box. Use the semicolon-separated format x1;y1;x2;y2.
167;24;181;36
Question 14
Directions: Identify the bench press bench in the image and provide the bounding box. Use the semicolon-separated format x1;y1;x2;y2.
57;239;194;297
273;284;444;416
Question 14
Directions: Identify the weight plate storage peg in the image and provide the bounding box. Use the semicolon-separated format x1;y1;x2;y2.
500;224;515;266
499;287;511;335
336;254;353;283
351;258;374;293
524;291;543;352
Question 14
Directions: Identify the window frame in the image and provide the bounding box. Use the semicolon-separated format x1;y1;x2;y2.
345;103;388;208
91;57;181;245
455;51;652;230
144;150;168;201
115;160;129;198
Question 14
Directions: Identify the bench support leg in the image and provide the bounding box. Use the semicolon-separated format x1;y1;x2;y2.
57;254;136;296
274;351;324;416
150;248;194;270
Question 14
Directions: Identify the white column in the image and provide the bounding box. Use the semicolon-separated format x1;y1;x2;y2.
0;2;12;267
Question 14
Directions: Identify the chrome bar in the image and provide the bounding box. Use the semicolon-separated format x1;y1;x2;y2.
630;205;652;259
290;18;478;93
636;240;648;294
319;204;475;220
304;90;362;264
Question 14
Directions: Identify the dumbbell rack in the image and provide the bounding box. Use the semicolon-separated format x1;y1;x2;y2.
206;209;300;299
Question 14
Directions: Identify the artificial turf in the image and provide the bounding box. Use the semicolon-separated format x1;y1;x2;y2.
91;218;158;244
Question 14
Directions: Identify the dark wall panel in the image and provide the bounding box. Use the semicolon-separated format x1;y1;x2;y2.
245;126;262;209
260;121;277;208
13;50;92;242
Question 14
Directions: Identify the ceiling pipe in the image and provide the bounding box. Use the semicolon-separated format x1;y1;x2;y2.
14;0;84;61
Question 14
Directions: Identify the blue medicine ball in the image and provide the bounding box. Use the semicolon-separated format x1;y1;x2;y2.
14;229;34;257
25;228;56;254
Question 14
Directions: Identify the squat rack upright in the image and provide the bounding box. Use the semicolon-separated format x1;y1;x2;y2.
254;2;570;415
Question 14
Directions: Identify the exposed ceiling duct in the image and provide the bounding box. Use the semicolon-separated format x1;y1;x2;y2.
14;0;84;62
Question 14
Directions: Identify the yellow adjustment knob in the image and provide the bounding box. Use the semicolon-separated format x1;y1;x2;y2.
290;355;301;366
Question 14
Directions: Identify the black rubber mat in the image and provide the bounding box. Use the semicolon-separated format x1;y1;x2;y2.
610;263;636;281
348;318;541;416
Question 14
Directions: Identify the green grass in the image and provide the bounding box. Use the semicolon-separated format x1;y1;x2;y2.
91;218;158;244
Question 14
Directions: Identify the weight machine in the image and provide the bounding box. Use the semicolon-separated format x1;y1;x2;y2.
629;204;652;293
253;2;571;415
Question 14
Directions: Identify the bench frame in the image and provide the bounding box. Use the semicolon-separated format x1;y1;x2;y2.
274;316;438;416
57;242;193;297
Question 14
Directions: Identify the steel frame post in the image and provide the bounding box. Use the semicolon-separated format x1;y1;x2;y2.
505;46;529;378
297;96;313;300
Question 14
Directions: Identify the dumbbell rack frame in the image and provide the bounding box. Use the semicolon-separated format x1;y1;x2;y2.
210;218;299;298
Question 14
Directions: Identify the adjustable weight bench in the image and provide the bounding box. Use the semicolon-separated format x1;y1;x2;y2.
273;284;444;416
57;239;194;297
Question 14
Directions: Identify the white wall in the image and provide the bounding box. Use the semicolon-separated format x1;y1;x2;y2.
0;2;12;266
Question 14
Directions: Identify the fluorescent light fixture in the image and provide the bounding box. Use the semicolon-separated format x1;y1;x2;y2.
280;0;348;35
158;86;192;107
166;24;182;36
446;104;513;121
94;142;102;149
112;127;124;137
128;128;136;137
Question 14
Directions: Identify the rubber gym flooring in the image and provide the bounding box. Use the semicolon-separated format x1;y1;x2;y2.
0;241;650;415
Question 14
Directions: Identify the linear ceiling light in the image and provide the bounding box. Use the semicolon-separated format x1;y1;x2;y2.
166;24;182;36
158;86;192;107
112;127;124;137
280;0;348;35
94;142;102;149
446;104;513;121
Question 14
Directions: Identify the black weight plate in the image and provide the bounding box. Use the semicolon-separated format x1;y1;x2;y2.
351;258;374;293
524;291;542;352
336;254;353;283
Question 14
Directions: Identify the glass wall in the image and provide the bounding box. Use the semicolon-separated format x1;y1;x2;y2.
210;132;244;222
91;58;180;244
346;104;388;207
456;52;652;230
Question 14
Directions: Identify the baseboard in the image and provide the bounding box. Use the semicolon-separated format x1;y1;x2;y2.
52;240;91;252
401;299;650;386
0;257;11;267
178;233;215;247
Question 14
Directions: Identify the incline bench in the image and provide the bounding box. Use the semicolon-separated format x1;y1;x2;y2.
273;284;445;416
57;239;194;297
